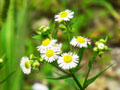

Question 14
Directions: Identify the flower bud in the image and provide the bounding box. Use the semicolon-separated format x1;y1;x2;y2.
93;47;98;52
39;25;45;30
59;24;67;31
95;42;99;46
99;51;104;55
36;31;42;35
104;46;108;50
39;58;43;62
99;39;105;43
0;59;3;63
30;54;35;60
43;27;49;32
33;61;40;70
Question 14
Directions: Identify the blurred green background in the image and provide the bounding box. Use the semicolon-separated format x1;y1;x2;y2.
0;0;120;90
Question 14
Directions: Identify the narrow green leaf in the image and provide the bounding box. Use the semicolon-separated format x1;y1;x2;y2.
0;71;15;84
54;29;58;39
54;71;63;76
78;48;84;66
32;35;42;40
1;54;6;59
49;20;56;34
46;74;72;80
105;36;108;43
84;64;113;89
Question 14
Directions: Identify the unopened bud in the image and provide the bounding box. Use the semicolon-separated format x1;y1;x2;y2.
0;59;3;63
59;24;67;31
33;61;40;70
95;42;99;46
43;27;49;32
104;46;108;50
39;25;45;30
30;54;35;60
39;58;43;62
99;51;104;55
93;47;98;52
99;39;105;43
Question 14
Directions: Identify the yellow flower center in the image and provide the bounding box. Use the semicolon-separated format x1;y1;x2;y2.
42;39;51;46
46;49;54;57
25;61;30;69
63;55;72;63
59;11;68;18
76;37;85;43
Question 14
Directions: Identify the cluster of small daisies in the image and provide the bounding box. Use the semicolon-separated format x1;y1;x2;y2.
20;9;108;75
20;36;91;74
37;36;91;69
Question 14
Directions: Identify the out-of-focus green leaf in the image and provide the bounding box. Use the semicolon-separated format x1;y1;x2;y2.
0;71;15;84
32;35;42;40
46;74;72;80
105;36;108;43
83;64;113;89
54;71;63;76
49;20;56;34
54;29;58;39
78;48;84;66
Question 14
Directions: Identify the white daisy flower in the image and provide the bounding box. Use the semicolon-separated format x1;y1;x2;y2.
57;52;79;70
32;83;49;90
41;44;62;63
20;56;31;74
97;43;105;50
37;39;57;53
55;9;74;21
70;36;91;48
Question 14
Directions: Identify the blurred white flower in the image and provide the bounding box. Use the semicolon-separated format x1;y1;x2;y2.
55;9;74;21
32;83;49;90
58;52;79;69
20;56;31;74
70;36;91;48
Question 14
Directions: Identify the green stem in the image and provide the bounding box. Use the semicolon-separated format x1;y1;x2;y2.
65;22;72;51
65;22;83;89
70;70;84;90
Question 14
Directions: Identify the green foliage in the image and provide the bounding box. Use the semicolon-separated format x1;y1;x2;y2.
83;64;113;89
